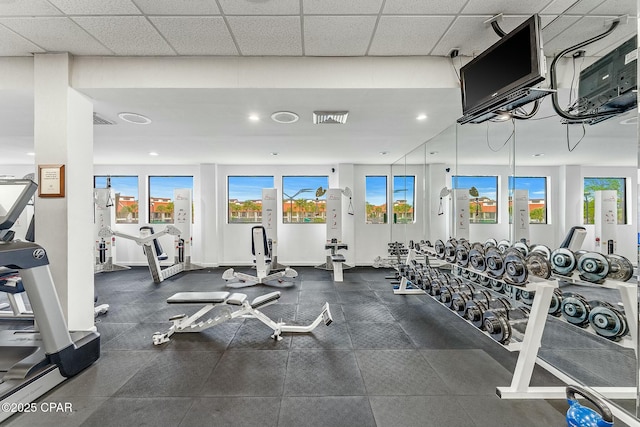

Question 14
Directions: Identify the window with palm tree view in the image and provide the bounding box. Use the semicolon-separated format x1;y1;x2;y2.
228;176;275;223
393;176;415;224
508;176;547;224
148;176;194;224
282;176;329;223
453;176;498;224
583;177;626;224
94;176;139;224
365;176;387;224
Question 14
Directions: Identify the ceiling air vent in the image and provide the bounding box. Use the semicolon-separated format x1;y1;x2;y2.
93;112;116;125
313;111;349;124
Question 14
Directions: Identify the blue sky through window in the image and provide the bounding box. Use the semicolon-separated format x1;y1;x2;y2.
508;176;546;199
149;176;193;198
282;176;329;200
228;176;274;201
94;176;138;198
453;176;497;199
366;176;387;205
393;176;415;203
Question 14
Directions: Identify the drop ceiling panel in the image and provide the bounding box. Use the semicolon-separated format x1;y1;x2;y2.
227;16;302;55
0;17;113;55
132;0;220;15
303;0;383;15
0;0;62;16
462;0;552;14
540;15;582;43
73;16;174;55
543;0;604;15
217;0;299;15
589;17;637;57
304;16;377;56
47;0;141;15
430;16;526;57
543;16;635;56
369;16;455;56
150;17;237;55
590;0;636;16
0;25;45;56
382;0;467;15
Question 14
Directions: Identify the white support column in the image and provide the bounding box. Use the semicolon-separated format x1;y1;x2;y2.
198;163;218;267
338;164;355;264
34;53;94;331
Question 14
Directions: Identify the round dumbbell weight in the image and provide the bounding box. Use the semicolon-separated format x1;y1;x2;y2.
576;252;609;284
518;290;535;305
548;288;563;317
468;245;486;272
503;283;521;300
467;271;480;282
485;247;505;279
503;252;529;285
588;301;628;341
497;239;511;254
455;241;471;267
489;278;504;293
484;238;497;249
440;282;475;308
530;244;551;260
605;254;634;282
476;274;491;288
451;289;491;316
483;307;530;345
512;241;529;257
465;296;511;328
525;251;552;280
561;293;591;327
429;277;447;297
434;239;446;260
550;248;576;276
444;238;458;263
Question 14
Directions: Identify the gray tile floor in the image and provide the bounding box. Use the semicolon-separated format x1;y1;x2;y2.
1;266;634;426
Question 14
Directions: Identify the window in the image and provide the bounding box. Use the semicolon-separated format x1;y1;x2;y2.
228;176;274;224
94;176;139;224
365;176;387;224
583;177;627;224
148;176;194;224
508;177;547;224
453;176;498;224
392;176;415;224
282;176;329;223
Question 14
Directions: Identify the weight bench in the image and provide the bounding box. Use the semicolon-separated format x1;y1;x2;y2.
223;226;298;288
0;269;32;319
152;290;332;345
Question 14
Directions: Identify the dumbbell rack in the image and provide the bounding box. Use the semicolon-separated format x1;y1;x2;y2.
436;261;638;403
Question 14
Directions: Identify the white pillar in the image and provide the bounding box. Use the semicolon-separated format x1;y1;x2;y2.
338;163;355;264
34;53;94;331
198;163;218;266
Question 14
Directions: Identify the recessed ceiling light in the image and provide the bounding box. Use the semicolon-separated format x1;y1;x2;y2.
429;151;438;155
379;151;389;155
271;111;299;124
416;114;428;121
118;112;152;125
270;152;279;156
26;152;35;156
249;114;260;121
149;152;159;156
532;153;544;157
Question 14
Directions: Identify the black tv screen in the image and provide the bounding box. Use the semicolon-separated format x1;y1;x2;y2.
460;15;545;116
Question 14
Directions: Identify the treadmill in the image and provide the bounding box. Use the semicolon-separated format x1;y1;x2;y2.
0;178;100;422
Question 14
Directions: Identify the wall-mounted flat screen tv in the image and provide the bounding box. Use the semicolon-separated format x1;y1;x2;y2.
459;15;546;122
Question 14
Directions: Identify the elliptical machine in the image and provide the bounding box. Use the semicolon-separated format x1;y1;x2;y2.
0;178;100;422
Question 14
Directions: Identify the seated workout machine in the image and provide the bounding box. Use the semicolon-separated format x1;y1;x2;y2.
99;224;192;284
152;290;332;344
0;178;100;423
222;225;298;288
315;188;354;282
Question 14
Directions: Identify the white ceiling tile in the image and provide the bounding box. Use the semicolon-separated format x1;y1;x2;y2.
383;0;468;15
0;17;113;55
150;17;236;55
431;16;528;56
304;16;376;56
73;16;174;55
47;0;141;15
544;16;637;56
303;0;383;15
591;0;636;16
227;16;301;55
369;16;455;56
0;24;45;55
541;15;582;43
462;0;553;15
542;0;604;15
133;0;220;15
0;0;62;16
218;0;299;15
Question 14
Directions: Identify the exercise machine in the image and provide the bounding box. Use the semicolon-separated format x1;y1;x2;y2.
315;187;353;281
152;290;333;344
222;225;298;287
594;190;617;254
99;224;185;284
262;188;288;271
0;268;32;319
0;178;100;423
93;179;129;273
512;189;530;244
